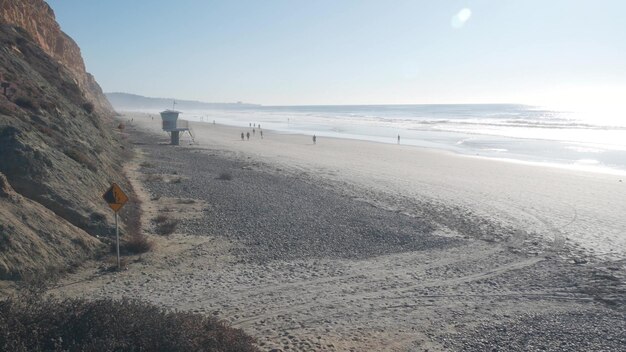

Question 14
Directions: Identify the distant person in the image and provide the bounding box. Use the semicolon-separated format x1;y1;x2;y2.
246;132;250;140
258;124;261;129
397;134;400;144
241;132;244;141
253;128;256;136
254;123;256;127
313;135;316;144
260;130;263;139
249;123;252;127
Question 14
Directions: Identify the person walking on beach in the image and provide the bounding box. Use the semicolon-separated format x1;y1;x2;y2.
397;134;400;144
260;130;263;139
253;128;256;136
241;132;244;141
313;135;317;144
246;132;250;140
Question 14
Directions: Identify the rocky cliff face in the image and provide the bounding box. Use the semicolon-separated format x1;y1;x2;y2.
0;1;131;280
0;0;114;115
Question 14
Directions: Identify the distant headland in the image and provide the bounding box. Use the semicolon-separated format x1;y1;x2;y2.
106;92;260;111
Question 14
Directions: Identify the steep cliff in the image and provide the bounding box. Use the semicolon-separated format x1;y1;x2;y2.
0;0;114;115
0;1;130;279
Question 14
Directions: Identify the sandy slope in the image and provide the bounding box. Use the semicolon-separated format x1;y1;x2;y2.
49;114;625;351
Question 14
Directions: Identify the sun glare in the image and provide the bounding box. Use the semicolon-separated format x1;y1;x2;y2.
451;8;472;28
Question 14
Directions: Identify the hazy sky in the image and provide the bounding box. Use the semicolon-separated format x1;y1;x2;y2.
48;0;625;107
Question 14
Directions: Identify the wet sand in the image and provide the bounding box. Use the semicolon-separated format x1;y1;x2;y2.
50;114;626;351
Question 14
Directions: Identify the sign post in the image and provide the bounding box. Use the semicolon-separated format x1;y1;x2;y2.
102;183;129;270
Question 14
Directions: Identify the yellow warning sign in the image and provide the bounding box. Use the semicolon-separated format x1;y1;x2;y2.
102;183;128;212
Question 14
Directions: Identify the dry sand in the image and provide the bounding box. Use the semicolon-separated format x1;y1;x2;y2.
50;113;626;351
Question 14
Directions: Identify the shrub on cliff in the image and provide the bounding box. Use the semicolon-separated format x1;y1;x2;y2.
0;296;259;352
82;101;95;113
13;96;37;110
63;147;97;172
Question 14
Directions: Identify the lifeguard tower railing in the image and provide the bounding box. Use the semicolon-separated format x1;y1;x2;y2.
162;118;189;131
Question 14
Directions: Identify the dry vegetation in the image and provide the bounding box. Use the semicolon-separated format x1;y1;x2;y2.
81;102;94;113
144;173;164;182
120;233;154;255
0;296;259;352
169;176;182;184
176;198;196;204
63;147;97;172
13;96;37;110
101;256;129;272
217;171;233;181
153;214;178;236
109;182;154;255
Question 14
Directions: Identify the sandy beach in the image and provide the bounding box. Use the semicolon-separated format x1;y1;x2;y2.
50;113;626;351
135;112;626;260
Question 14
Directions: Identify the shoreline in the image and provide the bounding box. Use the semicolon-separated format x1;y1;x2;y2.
48;117;626;351
128;109;626;177
270;129;626;177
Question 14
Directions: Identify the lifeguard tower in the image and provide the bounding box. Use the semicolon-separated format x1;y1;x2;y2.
160;109;193;145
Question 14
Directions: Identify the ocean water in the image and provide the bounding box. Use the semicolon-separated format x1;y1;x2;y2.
180;104;626;175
